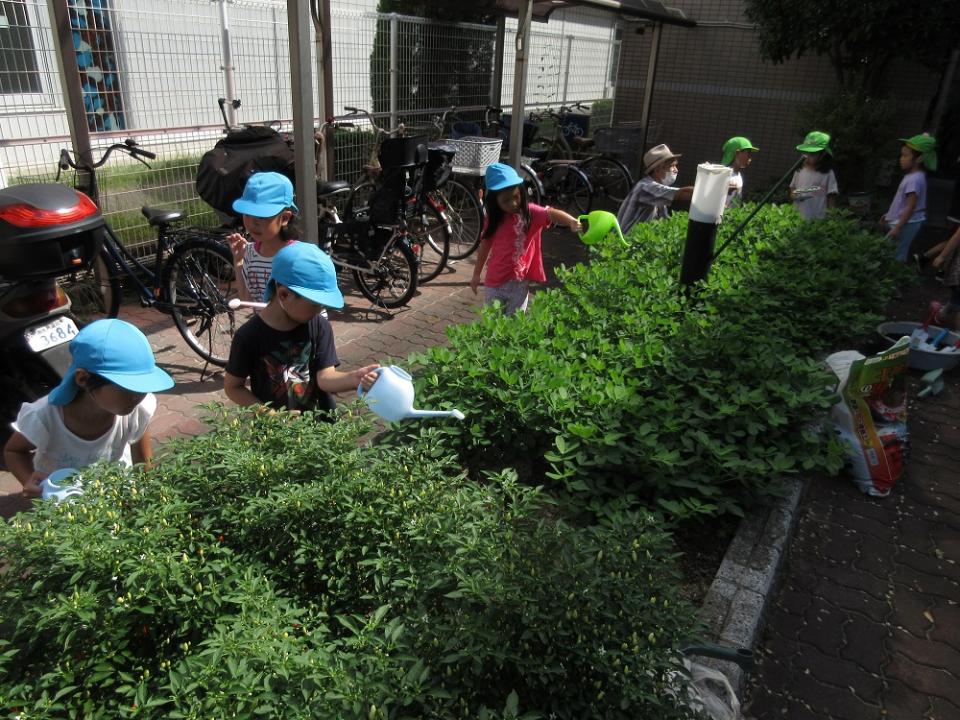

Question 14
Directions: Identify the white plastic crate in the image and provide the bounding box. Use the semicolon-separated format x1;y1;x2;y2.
446;136;502;171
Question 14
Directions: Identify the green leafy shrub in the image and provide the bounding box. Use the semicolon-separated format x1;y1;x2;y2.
0;408;698;719
399;205;903;517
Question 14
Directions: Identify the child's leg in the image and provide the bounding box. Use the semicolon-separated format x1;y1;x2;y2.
484;280;530;315
893;222;922;262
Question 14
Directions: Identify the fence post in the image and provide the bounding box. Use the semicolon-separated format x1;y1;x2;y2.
46;0;94;200
639;21;662;153
507;0;533;169
287;0;319;245
216;0;237;128
389;13;398;131
491;15;505;108
313;0;335;181
561;35;573;104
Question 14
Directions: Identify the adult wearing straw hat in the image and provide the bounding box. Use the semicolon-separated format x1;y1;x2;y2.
617;144;694;234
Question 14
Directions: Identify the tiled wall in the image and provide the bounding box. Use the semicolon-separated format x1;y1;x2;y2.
612;0;941;192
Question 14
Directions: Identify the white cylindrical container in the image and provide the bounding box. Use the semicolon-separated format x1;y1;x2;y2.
689;163;733;224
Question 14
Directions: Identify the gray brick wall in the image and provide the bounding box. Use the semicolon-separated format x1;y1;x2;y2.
612;0;941;193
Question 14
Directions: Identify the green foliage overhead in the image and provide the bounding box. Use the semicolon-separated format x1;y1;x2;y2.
0;410;698;719
396;205;905;519
743;0;960;92
376;0;498;23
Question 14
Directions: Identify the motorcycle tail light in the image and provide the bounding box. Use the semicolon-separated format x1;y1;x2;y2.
0;282;69;318
0;192;98;227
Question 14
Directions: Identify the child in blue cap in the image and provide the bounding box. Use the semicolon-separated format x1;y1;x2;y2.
4;319;174;498
470;163;582;315
226;172;300;303
224;242;380;412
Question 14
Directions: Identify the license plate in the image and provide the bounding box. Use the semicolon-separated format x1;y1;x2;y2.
25;316;79;353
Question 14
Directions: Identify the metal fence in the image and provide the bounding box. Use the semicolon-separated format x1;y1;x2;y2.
0;0;621;252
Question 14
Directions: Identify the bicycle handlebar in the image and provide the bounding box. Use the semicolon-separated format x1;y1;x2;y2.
58;140;155;172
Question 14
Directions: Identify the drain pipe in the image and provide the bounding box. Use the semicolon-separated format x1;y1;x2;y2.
216;0;237;128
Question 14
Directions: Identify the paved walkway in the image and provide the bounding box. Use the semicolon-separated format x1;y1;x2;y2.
744;275;960;719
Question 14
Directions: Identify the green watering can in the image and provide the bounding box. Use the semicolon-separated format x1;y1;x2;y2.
578;210;625;246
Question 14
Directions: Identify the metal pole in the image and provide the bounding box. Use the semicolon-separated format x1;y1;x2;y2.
312;0;334;180
217;0;237;128
287;0;319;245
561;35;573;104
639;22;662;153
508;0;533;169
389;13;399;132
931;47;960;134
491;15;505;108
47;0;94;201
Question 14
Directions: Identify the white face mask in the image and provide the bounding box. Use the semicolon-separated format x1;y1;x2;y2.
662;169;678;186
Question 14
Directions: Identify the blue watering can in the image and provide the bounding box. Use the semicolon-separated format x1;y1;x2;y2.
358;366;465;423
40;468;83;502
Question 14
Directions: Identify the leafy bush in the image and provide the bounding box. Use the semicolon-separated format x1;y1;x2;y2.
398;205;904;517
0;408;698;719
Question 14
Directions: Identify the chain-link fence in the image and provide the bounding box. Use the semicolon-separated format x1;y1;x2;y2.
1;0;621;252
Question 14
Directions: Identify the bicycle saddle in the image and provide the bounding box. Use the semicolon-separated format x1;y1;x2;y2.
316;179;351;197
522;146;550;160
141;206;185;227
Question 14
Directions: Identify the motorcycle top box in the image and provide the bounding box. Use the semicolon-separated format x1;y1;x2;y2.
0;183;106;281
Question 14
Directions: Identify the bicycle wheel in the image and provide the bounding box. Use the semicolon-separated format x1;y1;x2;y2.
519;164;543;206
408;201;450;283
59;246;122;326
542;164;592;216
435;179;483;260
579;157;632;210
352;236;419;309
164;236;238;366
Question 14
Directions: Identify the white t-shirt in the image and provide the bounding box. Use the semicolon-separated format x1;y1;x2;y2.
241;242;279;304
13;394;157;477
726;169;744;207
789;167;839;221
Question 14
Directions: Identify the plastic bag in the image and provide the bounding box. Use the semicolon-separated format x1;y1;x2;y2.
686;660;741;720
825;336;910;497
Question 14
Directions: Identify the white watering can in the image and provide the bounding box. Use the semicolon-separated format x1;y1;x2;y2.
358;365;465;422
228;298;267;310
39;468;83;502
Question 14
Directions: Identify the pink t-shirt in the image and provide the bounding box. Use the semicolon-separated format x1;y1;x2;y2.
483;204;551;287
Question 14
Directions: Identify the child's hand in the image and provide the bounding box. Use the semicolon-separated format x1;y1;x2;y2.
22;471;45;498
227;233;248;262
932;254;945;269
356;365;382;391
470;273;482;295
887;225;900;239
569;219;582;234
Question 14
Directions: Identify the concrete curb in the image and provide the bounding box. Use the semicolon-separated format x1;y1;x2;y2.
695;478;805;695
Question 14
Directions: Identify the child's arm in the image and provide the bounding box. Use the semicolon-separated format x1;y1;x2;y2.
3;431;44;497
470;238;493;295
315;364;381;394
223;371;261;406
227;233;251;302
131;430;153;468
546;207;582;233
933;225;960;269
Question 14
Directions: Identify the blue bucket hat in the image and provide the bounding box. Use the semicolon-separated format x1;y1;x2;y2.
232;172;298;217
264;242;344;309
49;319;174;406
485;163;524;192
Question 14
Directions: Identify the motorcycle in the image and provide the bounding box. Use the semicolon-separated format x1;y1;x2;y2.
0;183;106;441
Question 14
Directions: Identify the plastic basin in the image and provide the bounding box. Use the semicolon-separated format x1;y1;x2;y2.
877;321;960;371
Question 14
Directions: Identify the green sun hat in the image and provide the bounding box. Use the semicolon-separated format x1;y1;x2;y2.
796;131;832;155
721;136;759;166
900;133;938;171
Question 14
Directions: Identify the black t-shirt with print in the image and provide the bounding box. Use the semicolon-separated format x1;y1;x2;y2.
226;314;339;412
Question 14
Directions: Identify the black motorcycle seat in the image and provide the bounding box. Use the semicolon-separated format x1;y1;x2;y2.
317;180;351;197
141;206;185;227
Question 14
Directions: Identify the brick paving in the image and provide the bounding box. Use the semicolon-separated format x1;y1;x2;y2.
744;273;960;719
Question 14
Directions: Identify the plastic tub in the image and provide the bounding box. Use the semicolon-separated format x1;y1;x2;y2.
877;321;960;371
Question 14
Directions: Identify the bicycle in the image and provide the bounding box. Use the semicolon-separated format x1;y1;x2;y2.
482;105;544;207
524;107;594;215
313;113;429;307
335;107;452;284
55;140;240;367
527;103;633;211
